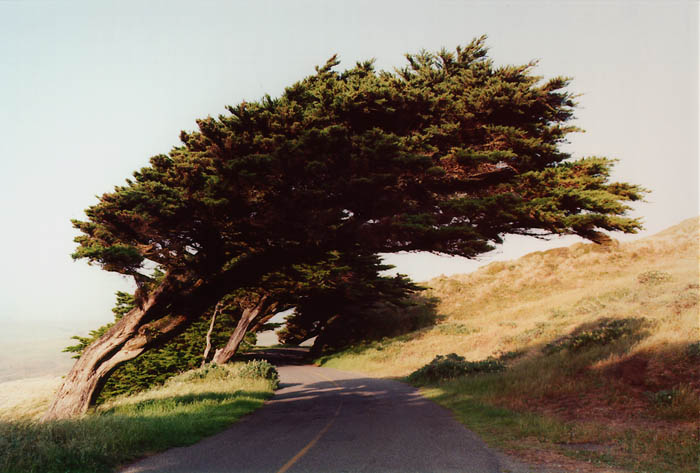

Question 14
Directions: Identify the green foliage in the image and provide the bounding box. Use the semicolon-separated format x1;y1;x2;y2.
407;353;505;384
278;252;432;353
433;323;480;336
543;318;644;354
235;360;280;388
72;37;644;286
175;360;277;389
303;295;438;355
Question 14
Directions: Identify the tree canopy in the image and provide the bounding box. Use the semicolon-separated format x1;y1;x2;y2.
72;36;643;290
45;37;645;420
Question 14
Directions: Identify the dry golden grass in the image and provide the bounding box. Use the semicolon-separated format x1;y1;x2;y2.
0;376;63;421
322;217;699;378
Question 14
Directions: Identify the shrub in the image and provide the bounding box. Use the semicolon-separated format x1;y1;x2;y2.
236;360;279;388
407;353;505;384
543;318;644;354
175;364;234;383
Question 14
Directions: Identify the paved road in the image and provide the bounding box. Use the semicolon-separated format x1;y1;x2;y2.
121;351;527;473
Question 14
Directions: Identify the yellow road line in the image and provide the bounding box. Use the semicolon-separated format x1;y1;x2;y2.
276;369;343;473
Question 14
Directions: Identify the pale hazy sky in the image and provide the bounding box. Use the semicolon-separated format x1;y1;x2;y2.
0;1;697;336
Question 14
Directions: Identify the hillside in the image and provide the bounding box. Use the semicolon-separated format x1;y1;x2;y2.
319;217;699;472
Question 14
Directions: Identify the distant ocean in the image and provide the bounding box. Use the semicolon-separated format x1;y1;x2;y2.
0;320;285;383
0;324;76;383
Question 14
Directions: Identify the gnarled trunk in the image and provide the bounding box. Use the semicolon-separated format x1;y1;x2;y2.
42;275;197;421
212;295;272;364
44;249;310;420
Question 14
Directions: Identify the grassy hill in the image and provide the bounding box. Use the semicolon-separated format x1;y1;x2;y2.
319;217;699;472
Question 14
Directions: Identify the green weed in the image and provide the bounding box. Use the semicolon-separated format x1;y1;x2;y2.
432;323;480;336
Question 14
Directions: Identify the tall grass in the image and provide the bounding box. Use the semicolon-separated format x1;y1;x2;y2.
0;362;277;473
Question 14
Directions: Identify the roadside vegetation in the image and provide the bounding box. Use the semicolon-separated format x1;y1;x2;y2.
0;361;278;473
318;217;700;472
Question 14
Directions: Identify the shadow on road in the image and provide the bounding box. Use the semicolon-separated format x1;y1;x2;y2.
236;347;312;366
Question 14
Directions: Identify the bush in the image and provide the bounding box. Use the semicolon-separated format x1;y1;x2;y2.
236;360;280;388
543;318;644;354
407;353;505;385
175;364;234;383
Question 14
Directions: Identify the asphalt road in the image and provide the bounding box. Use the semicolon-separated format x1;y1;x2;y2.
121;350;528;473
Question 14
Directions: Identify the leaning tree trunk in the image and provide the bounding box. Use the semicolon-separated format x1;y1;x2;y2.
43;249;307;421
42;275;199;421
212;295;273;365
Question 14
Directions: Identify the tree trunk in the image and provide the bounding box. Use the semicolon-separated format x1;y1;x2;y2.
43;249;313;420
201;302;222;368
42;274;199;421
249;311;277;334
212;295;270;365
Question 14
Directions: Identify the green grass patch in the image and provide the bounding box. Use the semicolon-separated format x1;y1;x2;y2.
0;361;277;473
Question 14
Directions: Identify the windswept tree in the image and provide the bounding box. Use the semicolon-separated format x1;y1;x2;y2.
45;37;645;420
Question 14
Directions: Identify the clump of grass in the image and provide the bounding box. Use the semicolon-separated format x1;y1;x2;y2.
432;323;480;336
407;353;504;385
637;270;672;285
0;361;277;473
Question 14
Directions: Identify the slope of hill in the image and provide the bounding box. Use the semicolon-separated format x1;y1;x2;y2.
0;327;76;383
319;217;699;472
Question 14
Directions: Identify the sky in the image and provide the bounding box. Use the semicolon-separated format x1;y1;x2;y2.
0;0;697;340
